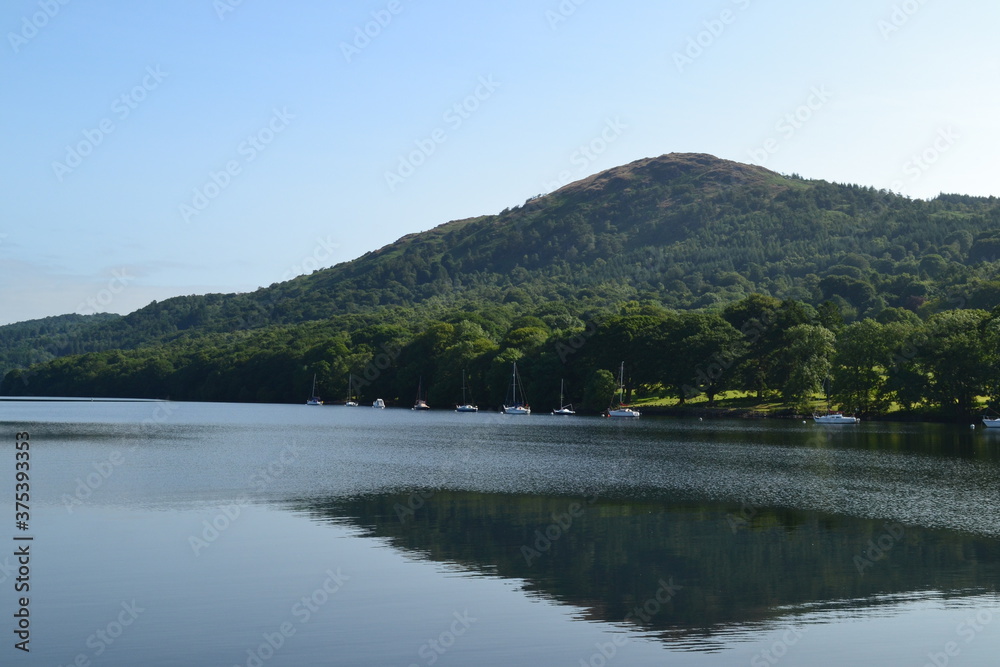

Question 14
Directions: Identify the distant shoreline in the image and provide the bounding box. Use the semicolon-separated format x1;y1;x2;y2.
635;405;992;424
0;396;991;425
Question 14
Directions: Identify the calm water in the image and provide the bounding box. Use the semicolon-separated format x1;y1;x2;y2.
2;400;999;665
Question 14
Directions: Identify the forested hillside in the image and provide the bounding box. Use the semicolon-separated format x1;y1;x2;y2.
4;153;1000;415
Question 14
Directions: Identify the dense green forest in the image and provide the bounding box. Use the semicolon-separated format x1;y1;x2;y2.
4;153;1000;416
4;294;1000;419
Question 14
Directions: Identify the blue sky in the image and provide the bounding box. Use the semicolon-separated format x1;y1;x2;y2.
2;0;998;325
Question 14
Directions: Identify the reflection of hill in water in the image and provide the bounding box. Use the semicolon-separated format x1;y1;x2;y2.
296;492;1000;642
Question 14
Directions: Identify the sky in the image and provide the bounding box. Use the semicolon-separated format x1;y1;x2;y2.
2;0;998;326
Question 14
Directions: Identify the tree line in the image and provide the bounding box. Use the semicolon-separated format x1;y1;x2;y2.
4;294;998;418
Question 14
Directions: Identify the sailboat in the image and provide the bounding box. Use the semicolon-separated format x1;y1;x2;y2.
305;374;323;406
455;370;478;413
812;377;858;424
344;373;359;407
413;377;431;411
552;379;575;415
503;362;531;415
606;362;640;418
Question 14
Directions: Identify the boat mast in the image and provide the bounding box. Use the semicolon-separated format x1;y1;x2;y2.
618;362;625;406
512;363;518;405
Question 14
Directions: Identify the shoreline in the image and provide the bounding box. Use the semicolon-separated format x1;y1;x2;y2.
634;404;992;425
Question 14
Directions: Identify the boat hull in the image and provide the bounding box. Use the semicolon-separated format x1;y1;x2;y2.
456;405;478;413
813;414;859;424
982;418;1000;428
372;399;385;409
607;409;640;418
503;406;530;415
552;409;576;415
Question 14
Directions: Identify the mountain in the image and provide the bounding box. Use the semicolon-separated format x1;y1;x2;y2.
4;153;1000;406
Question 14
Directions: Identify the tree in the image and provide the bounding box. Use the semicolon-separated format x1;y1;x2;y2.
660;313;745;405
583;369;617;413
917;310;991;416
780;325;835;411
831;320;901;414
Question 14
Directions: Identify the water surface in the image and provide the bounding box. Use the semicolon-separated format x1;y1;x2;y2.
2;401;998;665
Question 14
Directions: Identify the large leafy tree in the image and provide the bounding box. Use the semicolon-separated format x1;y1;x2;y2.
832;320;909;414
780;325;835;411
660;313;745;405
916;309;992;416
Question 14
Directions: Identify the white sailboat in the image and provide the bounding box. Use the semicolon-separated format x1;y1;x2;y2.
552;379;575;415
455;370;478;413
305;374;323;406
813;412;859;424
413;377;431;411
981;416;1000;428
503;362;531;415
344;373;358;407
812;379;858;423
606;362;640;418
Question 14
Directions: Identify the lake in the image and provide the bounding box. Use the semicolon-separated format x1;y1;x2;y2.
2;400;999;665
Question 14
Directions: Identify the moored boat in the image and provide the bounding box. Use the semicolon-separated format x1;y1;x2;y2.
503;362;530;415
305;374;323;406
344;373;358;407
413;377;431;411
372;398;386;409
455;370;478;412
606;362;640;418
982;417;1000;428
813;412;860;424
552;379;575;415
